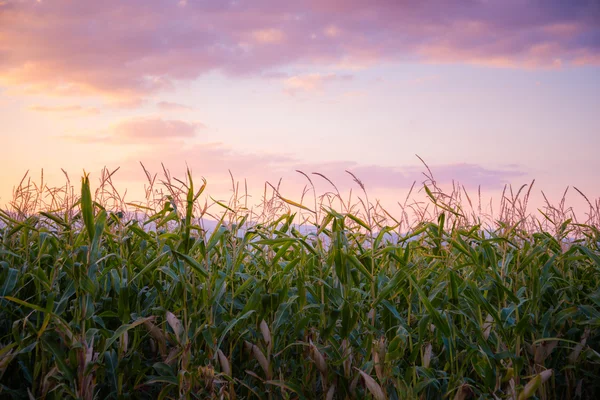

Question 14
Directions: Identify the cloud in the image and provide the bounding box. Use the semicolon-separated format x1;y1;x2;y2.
29;105;100;114
283;73;353;95
156;101;193;111
406;74;440;85
251;28;286;44
295;162;525;190
324;25;341;38
0;0;598;102
112;117;203;139
401;163;526;189
62;117;205;144
115;141;526;191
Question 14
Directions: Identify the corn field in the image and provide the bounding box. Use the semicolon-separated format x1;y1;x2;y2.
0;168;599;399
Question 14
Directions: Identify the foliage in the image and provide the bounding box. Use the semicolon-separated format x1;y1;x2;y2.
0;167;599;399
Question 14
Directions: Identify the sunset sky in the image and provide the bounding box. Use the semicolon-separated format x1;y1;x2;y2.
1;0;599;217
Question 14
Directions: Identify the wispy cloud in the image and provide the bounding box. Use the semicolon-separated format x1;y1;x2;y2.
117;141;526;191
62;117;205;144
283;73;353;95
29;105;100;114
112;117;203;139
156;101;193;111
406;75;440;85
0;0;597;102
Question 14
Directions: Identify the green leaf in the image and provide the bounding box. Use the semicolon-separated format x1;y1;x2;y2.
81;174;95;242
0;268;18;297
217;310;255;349
41;337;75;383
172;250;208;279
103;317;154;353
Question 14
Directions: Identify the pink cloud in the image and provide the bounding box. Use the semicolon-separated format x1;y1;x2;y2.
298;162;525;191
250;28;286;44
406;74;440;85
62;117;205;144
0;0;597;103
156;101;193;111
283;73;353;95
114;140;526;191
324;25;342;38
112;117;203;139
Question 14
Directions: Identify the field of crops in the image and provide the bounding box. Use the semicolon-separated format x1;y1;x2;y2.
0;169;599;399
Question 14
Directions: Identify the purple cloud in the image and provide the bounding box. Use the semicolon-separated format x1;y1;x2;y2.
113;140;527;191
0;0;598;101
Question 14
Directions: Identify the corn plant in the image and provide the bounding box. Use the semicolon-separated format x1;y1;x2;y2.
0;167;599;399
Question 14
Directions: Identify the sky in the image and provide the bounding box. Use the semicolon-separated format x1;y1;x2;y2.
1;0;599;220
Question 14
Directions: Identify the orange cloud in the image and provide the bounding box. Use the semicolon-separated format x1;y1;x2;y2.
29;105;100;115
251;28;286;44
324;25;341;38
283;73;353;95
